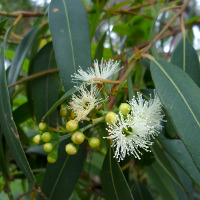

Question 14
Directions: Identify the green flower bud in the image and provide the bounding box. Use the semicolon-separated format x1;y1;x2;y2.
70;112;76;119
47;149;58;163
71;131;85;144
88;137;100;148
65;143;78;155
43;143;54;153
39;122;48;131
66;120;78;132
119;103;131;115
42;132;51;143
105;112;117;125
33;134;41;145
60;107;68;117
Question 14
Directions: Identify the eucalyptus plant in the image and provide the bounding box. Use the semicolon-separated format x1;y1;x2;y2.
0;0;200;199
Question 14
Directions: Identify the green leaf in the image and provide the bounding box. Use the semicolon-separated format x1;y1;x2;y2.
150;59;200;172
101;147;134;200
4;50;30;73
171;37;200;87
102;1;132;20
40;140;87;200
0;136;9;181
149;19;159;59
89;1;105;40
13;102;32;125
49;0;91;91
42;87;76;121
7;26;41;97
94;32;106;62
0;18;7;32
158;133;200;186
128;74;135;100
166;154;194;200
165;114;177;138
31;42;61;125
0;27;36;186
131;181;153;200
185;15;200;26
147;161;179;200
151;141;186;193
26;145;47;156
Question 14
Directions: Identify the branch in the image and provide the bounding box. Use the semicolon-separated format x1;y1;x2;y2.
8;68;59;89
0;11;45;18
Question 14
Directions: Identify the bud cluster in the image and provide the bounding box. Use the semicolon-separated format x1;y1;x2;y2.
65;120;100;155
33;122;59;163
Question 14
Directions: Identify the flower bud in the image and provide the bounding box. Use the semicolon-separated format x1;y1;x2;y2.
42;132;51;143
70;112;76;119
119;103;131;115
33;134;41;145
65;143;78;155
66;120;78;132
39;122;48;131
88;138;100;148
47;149;58;163
105;112;117;125
43;143;54;153
71;131;85;144
60;107;68;117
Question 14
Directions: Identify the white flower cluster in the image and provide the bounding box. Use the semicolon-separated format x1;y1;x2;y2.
71;59;121;83
69;59;121;121
105;92;164;161
69;83;102;122
69;58;164;162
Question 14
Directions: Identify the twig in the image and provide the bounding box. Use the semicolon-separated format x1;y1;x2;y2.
16;189;35;200
8;68;59;89
107;0;190;110
141;0;191;55
0;11;45;18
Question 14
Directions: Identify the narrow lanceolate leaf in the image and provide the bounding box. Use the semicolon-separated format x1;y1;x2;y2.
94;32;106;62
166;154;194;200
171;37;200;87
0;27;36;185
147;161;178;200
158;133;200;186
41;141;86;200
31;42;61;126
101;148;134;200
49;0;91;91
7;26;41;97
150;59;200;172
151;141;186;194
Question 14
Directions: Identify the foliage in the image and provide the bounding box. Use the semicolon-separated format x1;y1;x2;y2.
0;0;200;199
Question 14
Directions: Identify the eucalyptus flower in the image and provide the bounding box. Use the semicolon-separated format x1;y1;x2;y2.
71;59;121;83
128;92;164;139
69;83;102;121
105;92;164;161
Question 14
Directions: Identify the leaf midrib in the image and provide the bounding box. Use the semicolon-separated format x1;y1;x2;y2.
153;59;200;129
49;156;69;199
62;0;76;73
